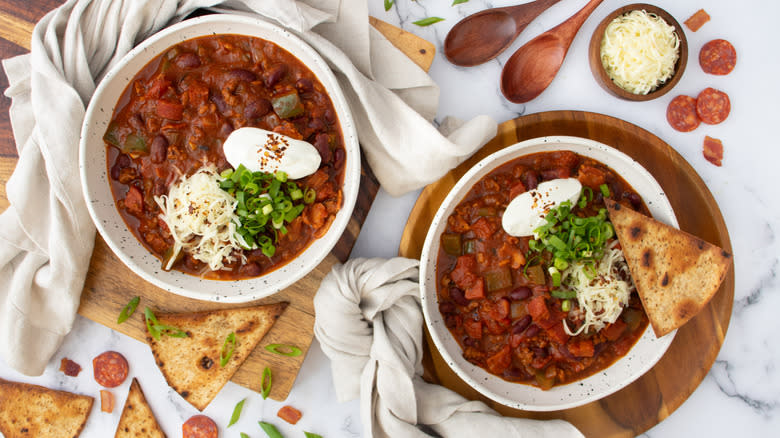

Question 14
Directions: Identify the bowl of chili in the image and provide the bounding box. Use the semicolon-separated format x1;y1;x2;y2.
419;136;678;411
80;15;360;302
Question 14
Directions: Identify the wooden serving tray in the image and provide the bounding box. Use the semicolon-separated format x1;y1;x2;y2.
0;10;434;400
399;111;735;437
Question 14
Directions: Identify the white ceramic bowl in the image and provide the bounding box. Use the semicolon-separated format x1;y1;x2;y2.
80;15;360;303
419;136;677;411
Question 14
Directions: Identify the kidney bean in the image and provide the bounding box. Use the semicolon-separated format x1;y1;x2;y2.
532;347;548;358
509;286;532;301
449;286;470;306
244;98;271;119
110;164;121;181
333;148;345;171
308;117;325;133
295;78;313;92
218;122;234;138
522;171;538;190
174;52;201;69
524;324;540;338
439;301;456;314
150;135;168;163
464;337;479;347
625;192;642;209
238;262;262;277
210;93;229;114
264;64;288;87
314;133;332;163
512;315;532;334
445;314;460;329
323;107;336;124
115;154;131;168
228;68;257;82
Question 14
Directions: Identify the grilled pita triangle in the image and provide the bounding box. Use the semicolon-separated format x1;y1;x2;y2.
606;199;732;337
114;378;165;438
145;302;287;410
0;377;93;438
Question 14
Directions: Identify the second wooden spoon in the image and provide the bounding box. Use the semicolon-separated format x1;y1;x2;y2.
500;0;604;103
444;0;561;67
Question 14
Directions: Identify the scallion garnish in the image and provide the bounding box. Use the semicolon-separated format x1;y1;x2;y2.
259;421;283;438
260;366;272;399
304;433;323;438
117;296;140;324
220;332;237;367
219;165;311;259
144;307;188;340
229;398;246;427
600;183;611;198
413;17;445;26
241;433;250;438
265;344;302;357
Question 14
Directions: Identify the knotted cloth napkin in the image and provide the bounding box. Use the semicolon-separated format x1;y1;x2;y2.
0;0;497;376
315;258;584;437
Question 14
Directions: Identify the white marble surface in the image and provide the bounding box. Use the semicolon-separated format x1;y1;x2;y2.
2;0;779;437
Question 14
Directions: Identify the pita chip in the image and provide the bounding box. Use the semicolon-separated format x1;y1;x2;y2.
114;378;165;438
145;302;287;410
0;377;93;438
606;199;732;337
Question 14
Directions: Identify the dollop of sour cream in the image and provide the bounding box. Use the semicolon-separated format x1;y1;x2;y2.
222;127;321;179
502;178;582;237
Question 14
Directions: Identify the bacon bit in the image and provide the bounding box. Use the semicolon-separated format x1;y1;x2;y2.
59;358;82;377
703;136;724;166
100;390;114;413
684;9;710;32
277;405;303;424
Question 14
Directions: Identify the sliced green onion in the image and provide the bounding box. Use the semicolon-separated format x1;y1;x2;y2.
384;0;394;11
600;183;611;198
229;398;246;427
303;188;316;204
548;266;561;287
220;332;237;367
304;433;323;438
413;17;445;26
259;421;283;438
274;171;287;182
553;258;569;271
265;344;302;357
561;299;572;312
452;0;469;4
117;296;140;324
144;307;188;340
551;289;577;299
144;307;160;340
241;433;250;438
260;366;272;399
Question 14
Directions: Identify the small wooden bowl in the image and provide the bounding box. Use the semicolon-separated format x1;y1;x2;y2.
589;3;688;101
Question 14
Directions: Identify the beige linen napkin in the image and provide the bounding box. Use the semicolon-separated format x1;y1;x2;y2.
314;258;584;437
0;0;497;376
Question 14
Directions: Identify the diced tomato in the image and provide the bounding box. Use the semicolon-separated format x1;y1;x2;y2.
156;100;184;120
100;390;114;413
124;185;144;217
464;318;483;339
567;339;595;358
471;217;496;240
484;318;509;335
508;181;526;199
576;164;607;188
277;405;303;424
527;296;550;323
464;277;485;300
186;82;209;107
602;318;627;341
451;255;478;290
146;75;171;98
545;322;570;345
485;345;512;375
306;169;329;191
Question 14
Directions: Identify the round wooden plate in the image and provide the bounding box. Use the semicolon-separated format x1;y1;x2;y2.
398;111;734;437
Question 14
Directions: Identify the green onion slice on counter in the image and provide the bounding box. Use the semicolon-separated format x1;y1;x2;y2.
265;344;302;357
260;366;272;399
259;421;283;438
229;398;246;427
117;296;140;324
220;332;237;367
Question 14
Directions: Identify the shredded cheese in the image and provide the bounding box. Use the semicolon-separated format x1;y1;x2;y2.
154;166;245;272
600;9;680;95
562;242;633;336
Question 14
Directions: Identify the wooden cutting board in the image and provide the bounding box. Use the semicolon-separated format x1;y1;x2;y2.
400;111;735;437
0;7;435;400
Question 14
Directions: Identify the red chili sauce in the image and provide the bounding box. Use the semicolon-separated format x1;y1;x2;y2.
104;34;345;279
436;151;650;389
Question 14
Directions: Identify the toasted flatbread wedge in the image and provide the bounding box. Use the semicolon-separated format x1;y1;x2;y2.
115;378;165;438
606;200;732;337
145;302;287;410
0;377;93;437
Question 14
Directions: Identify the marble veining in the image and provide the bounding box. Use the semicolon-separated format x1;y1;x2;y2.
1;0;779;437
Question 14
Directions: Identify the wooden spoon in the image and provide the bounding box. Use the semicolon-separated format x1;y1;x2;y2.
500;0;604;103
443;0;561;67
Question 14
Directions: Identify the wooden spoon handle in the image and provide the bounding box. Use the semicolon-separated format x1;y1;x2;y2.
554;0;604;42
506;0;561;27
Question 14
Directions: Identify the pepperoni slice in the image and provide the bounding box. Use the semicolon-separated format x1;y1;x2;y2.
696;88;731;125
699;39;736;75
666;95;700;132
703;136;724;167
277;405;303;424
183;415;218;438
92;351;129;388
684;9;710;32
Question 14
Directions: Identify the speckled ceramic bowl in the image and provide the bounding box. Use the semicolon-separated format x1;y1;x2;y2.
79;15;359;303
419;136;677;411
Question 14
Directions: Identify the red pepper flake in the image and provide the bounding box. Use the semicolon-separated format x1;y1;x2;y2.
59;357;82;377
703;136;724;167
684;9;710;32
100;390;114;413
277;405;303;424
